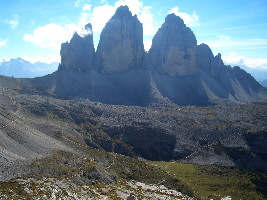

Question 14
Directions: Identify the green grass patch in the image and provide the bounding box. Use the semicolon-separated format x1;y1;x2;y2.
150;161;267;200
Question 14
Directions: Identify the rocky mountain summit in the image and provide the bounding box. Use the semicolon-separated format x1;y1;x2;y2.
18;5;266;106
95;6;144;72
148;13;197;75
59;23;95;72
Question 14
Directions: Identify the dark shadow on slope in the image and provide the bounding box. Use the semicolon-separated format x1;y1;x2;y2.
152;72;211;106
53;69;152;106
102;125;176;161
225;132;267;173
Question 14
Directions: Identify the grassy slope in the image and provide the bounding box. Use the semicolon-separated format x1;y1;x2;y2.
151;161;267;200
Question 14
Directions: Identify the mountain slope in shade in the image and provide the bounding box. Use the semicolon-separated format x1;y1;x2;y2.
0;57;58;78
225;63;267;82
260;79;267;87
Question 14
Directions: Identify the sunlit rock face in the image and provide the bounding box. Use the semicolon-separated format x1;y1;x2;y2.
148;14;197;76
95;6;144;73
59;23;95;72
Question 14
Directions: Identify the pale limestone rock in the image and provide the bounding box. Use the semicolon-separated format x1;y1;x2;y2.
148;14;197;76
95;6;144;73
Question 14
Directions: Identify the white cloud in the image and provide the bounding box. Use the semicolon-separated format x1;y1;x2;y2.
168;7;199;27
224;52;267;70
0;39;8;47
89;4;115;33
204;38;267;48
75;0;84;7
88;0;158;36
144;39;152;51
4;14;19;29
83;4;91;11
218;35;231;41
21;55;60;64
100;0;108;4
23;0;158;62
23;23;75;50
138;6;158;36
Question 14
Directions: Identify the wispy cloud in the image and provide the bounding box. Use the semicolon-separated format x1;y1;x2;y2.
168;7;200;27
218;35;231;41
88;0;159;36
23;0;159;56
75;0;84;7
21;55;60;64
224;52;267;70
203;38;267;49
0;39;8;47
4;14;19;29
82;4;91;11
23;23;76;50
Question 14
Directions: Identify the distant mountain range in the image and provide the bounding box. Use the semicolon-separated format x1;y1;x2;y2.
0;57;58;78
228;63;267;82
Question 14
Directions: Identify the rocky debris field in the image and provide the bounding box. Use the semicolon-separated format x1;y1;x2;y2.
0;83;267;199
1;83;267;171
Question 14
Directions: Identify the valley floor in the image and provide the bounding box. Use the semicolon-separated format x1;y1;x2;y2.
0;84;267;199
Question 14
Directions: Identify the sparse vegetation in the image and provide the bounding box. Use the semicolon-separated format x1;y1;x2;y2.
151;161;267;200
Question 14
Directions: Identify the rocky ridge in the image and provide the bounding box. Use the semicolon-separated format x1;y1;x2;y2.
148;14;197;75
59;24;95;72
95;6;144;72
17;5;267;106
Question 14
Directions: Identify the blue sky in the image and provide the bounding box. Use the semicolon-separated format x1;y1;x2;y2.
0;0;267;72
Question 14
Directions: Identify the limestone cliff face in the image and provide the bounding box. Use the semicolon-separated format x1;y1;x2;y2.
148;14;197;76
59;24;95;72
196;43;224;79
95;6;144;73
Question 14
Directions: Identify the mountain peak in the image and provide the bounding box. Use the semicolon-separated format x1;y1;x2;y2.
115;5;131;16
95;5;144;73
85;23;92;30
59;24;95;72
165;13;184;26
148;13;197;76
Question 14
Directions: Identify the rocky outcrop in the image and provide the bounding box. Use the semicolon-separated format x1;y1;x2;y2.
95;6;144;73
148;14;197;76
196;44;214;74
59;23;95;72
196;44;224;79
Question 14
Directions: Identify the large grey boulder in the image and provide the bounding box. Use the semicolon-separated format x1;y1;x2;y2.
95;6;144;73
148;14;197;76
59;23;95;72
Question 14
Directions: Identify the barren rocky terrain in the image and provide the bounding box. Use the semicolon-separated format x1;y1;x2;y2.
1;74;267;199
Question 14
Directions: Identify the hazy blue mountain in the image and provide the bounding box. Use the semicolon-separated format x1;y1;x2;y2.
0;57;58;78
260;79;267;87
226;63;267;82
